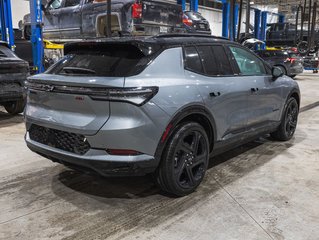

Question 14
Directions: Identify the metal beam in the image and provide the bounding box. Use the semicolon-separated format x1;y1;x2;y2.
190;0;198;12
222;1;229;38
29;0;44;73
260;11;267;49
254;9;261;39
0;0;14;49
177;0;186;11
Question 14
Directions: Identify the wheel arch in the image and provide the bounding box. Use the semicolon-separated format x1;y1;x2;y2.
288;89;301;108
154;105;216;166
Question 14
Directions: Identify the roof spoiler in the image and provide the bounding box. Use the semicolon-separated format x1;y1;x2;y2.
152;33;229;41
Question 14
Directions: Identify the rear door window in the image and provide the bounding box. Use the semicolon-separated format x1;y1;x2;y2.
229;46;266;75
211;45;233;75
184;46;204;74
47;44;152;77
196;46;219;76
48;0;63;9
64;0;81;8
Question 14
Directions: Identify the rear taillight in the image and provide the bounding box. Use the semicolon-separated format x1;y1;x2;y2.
132;2;143;19
183;16;193;26
26;81;159;106
286;58;296;64
90;87;159;106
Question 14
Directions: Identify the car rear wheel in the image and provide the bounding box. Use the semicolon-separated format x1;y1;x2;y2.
156;122;209;197
271;97;299;141
4;99;25;115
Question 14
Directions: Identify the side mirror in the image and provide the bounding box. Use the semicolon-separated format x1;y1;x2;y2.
272;66;284;79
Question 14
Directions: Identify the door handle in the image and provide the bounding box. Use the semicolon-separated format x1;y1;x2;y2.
251;88;259;92
209;92;221;97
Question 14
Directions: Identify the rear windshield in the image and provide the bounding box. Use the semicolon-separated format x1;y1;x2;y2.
46;44;157;77
185;12;205;21
272;51;289;57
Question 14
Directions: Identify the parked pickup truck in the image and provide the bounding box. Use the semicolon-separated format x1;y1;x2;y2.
0;42;29;115
266;22;319;53
22;0;184;41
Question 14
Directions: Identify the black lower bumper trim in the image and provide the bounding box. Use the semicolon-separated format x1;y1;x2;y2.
27;141;157;177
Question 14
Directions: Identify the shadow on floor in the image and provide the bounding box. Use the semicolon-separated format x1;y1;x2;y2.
52;135;294;202
0;108;24;128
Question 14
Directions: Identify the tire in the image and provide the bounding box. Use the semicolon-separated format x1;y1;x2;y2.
271;97;299;141
156;122;209;197
297;41;309;55
4;99;26;115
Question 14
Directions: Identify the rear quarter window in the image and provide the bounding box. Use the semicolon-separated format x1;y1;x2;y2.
184;46;204;74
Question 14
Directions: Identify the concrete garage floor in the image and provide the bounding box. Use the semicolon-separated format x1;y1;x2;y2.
0;72;319;240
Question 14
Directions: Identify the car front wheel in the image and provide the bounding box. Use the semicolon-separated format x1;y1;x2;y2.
156;122;209;197
271;97;299;141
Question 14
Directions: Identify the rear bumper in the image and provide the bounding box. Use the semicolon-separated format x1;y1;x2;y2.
25;132;158;177
289;65;304;75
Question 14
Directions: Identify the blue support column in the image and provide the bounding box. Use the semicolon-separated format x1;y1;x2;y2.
29;0;44;73
0;1;6;42
233;3;239;41
254;9;261;39
278;14;285;23
177;0;186;11
222;1;229;38
0;0;14;49
190;0;198;12
260;11;267;49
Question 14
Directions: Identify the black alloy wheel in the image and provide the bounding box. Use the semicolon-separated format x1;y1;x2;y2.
156;122;209;196
284;99;299;138
271;98;299;141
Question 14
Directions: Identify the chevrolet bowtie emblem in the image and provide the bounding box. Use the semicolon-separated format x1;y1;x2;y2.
43;85;55;92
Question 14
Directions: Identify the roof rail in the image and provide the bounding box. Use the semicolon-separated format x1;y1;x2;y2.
153;33;229;41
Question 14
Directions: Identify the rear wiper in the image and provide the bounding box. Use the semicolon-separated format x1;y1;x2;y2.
62;67;96;75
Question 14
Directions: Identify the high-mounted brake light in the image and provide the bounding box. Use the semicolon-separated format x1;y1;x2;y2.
132;2;143;19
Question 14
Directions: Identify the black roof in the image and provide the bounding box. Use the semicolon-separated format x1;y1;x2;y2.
64;34;233;55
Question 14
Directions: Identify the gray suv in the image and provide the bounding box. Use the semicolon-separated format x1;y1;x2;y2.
25;35;300;196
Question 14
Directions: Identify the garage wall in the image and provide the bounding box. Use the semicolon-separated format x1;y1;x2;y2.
11;0;30;28
198;7;223;36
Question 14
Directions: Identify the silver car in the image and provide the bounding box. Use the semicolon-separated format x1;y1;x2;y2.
25;35;300;196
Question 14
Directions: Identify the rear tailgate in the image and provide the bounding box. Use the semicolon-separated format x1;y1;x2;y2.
25;41;158;136
141;0;183;27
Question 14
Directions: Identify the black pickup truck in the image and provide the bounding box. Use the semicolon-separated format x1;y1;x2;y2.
0;42;29;115
266;22;319;53
22;0;184;41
